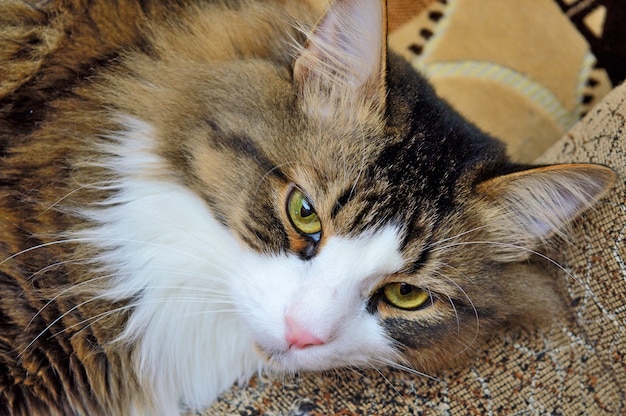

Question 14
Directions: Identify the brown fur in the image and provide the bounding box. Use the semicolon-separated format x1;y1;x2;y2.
0;0;617;414
0;1;316;413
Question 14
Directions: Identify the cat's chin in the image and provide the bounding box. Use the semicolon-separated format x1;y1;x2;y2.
256;345;359;372
253;340;395;373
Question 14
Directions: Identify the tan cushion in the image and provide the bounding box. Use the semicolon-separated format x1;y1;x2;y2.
388;0;613;162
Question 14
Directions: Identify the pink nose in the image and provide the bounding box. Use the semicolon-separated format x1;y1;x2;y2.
285;315;325;349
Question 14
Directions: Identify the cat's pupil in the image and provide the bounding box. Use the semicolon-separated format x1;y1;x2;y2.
399;283;413;296
300;199;314;218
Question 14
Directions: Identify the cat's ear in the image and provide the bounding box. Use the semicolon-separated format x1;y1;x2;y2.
294;0;387;121
476;164;616;260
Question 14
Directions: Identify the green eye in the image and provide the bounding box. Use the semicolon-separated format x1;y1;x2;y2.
382;283;431;310
287;188;322;236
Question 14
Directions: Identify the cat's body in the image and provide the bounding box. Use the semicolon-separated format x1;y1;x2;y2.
0;0;616;414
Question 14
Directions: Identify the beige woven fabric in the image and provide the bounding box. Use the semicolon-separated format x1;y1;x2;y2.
204;84;626;415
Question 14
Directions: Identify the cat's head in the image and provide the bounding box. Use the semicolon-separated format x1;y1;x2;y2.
91;0;616;375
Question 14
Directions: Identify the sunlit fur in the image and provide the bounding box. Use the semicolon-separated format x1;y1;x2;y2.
0;0;616;414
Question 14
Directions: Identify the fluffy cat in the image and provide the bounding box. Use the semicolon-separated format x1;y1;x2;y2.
0;0;616;414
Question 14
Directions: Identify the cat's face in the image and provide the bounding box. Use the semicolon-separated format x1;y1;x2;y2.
172;68;490;372
0;0;617;413
86;0;614;377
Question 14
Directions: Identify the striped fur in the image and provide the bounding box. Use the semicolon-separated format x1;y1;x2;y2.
0;0;616;414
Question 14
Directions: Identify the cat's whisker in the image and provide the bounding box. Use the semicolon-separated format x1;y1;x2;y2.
25;273;113;329
38;269;231;300
0;238;93;267
62;299;238;337
430;267;481;354
144;286;233;299
432;262;479;309
254;161;316;197
54;303;139;340
2;236;237;278
377;357;442;383
26;258;84;281
52;306;238;351
342;366;364;381
19;289;121;357
425;224;491;251
22;286;236;356
36;181;117;218
445;293;461;335
331;365;421;415
372;366;407;404
40;299;240;358
431;240;588;292
185;307;246;319
26;263;233;329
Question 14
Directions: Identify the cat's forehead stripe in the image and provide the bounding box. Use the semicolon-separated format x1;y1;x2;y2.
204;118;287;182
405;244;431;273
330;186;355;219
331;187;393;234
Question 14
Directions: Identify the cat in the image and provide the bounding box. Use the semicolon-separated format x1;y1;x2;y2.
0;0;616;414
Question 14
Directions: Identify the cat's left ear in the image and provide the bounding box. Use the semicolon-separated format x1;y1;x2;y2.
476;163;617;260
294;0;387;121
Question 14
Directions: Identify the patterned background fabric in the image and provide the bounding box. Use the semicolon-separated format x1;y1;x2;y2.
204;1;626;414
555;0;626;87
388;0;626;162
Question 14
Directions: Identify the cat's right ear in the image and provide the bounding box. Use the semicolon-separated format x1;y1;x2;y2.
294;0;387;123
476;163;617;261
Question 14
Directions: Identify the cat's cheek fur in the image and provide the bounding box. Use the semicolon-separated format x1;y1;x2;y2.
233;229;407;371
75;117;263;413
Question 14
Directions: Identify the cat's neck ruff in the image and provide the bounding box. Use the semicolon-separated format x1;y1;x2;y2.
76;116;263;412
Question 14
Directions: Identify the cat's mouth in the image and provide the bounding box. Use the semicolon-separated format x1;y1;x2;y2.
252;335;392;372
253;341;346;372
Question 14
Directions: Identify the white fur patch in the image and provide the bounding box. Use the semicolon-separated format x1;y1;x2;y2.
79;116;406;414
233;225;406;372
78;118;262;413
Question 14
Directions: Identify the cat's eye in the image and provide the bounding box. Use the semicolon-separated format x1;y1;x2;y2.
382;282;431;311
287;188;322;237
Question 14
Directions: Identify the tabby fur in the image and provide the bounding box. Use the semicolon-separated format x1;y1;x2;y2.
0;0;616;414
